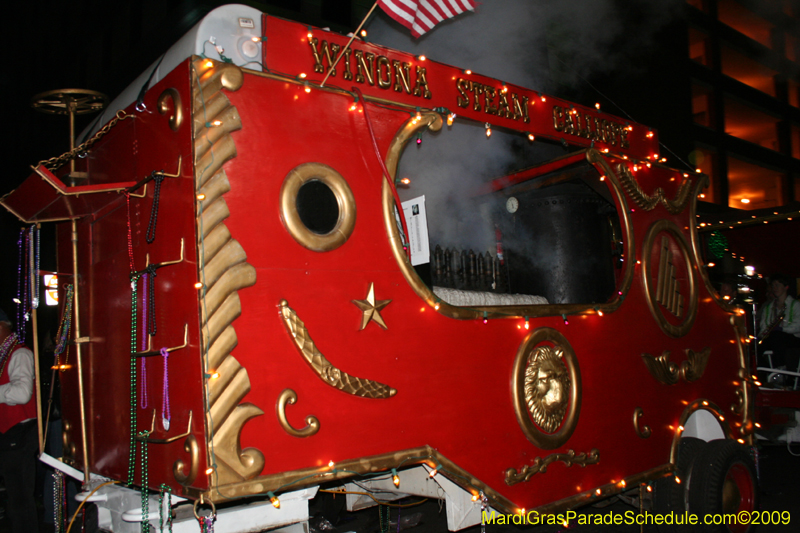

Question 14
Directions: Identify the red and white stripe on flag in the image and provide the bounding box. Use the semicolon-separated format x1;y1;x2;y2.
378;0;478;38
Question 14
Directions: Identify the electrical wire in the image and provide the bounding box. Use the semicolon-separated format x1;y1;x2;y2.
66;480;121;533
318;489;428;508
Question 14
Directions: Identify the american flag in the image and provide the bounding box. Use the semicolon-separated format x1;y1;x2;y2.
378;0;478;38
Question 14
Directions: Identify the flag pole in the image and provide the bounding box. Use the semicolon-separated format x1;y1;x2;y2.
320;1;380;88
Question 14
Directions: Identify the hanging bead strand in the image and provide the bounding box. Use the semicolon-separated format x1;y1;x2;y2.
161;347;171;431
127;274;140;486
140;274;148;409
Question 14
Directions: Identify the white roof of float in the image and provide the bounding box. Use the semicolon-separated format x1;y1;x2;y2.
83;4;263;138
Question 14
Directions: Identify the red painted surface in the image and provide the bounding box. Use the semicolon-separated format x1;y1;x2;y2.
26;13;749;514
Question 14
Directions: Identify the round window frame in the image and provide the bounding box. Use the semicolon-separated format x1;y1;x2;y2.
280;162;356;252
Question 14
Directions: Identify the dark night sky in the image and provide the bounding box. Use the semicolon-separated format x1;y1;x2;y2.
0;1;363;316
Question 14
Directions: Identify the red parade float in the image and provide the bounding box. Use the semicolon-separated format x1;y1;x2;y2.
2;4;759;531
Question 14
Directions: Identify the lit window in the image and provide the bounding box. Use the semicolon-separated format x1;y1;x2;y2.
689;28;712;67
791;124;800;159
691;83;714;128
723;95;780;151
721;45;777;96
727;156;784;210
718;0;774;49
787;34;798;62
689;146;718;203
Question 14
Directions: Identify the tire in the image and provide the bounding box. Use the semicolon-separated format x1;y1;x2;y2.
653;437;708;533
688;439;759;533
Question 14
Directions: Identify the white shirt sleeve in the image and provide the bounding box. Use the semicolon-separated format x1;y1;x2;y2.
783;299;800;337
0;347;34;406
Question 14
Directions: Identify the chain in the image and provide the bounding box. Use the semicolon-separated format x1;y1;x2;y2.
140;274;148;409
15;228;25;337
379;505;389;533
37;110;133;170
127;274;140;485
125;192;136;272
145;173;166;244
147;266;157;336
139;431;149;533
53;471;65;533
158;484;173;533
31;226;40;309
54;285;74;366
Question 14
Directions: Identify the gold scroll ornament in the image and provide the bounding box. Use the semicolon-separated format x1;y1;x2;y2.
616;163;693;214
505;449;600;486
279;299;397;399
641;348;710;385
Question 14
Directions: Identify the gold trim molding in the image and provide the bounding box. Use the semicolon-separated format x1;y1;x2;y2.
512;328;581;450
279;299;397;398
505;449;600;486
616;163;693;214
633;407;651;439
193;56;265;487
279;162;356;252
641;348;710;385
641;219;698;337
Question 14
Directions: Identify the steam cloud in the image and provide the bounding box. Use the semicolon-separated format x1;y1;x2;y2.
366;0;683;278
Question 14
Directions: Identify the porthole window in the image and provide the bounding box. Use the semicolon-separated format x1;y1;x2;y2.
280;162;356;252
296;180;339;235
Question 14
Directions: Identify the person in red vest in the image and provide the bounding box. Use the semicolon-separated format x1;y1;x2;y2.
0;308;38;532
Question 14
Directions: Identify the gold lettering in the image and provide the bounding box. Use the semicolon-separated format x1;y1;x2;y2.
342;48;353;81
598;119;609;143
354;50;375;85
456;78;471;108
392;60;412;94
308;38;324;74
497;91;511;119
413;66;432;99
307;39;340;76
586;116;597;140
515;95;530;123
377;56;392;88
564;112;576;135
621;126;630;149
553;106;565;131
484;87;498;115
472;83;485;112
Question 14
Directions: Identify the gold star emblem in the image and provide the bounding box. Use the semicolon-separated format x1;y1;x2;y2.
352;283;391;330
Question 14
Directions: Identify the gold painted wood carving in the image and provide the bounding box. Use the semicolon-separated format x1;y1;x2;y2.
279;299;397;398
512;328;581;450
277;389;320;437
641;220;698;338
616;163;692;214
633;407;651;438
173;434;200;486
505;449;600;486
193;57;265;486
352;282;391;330
641;348;710;385
655;236;684;318
158;88;183;131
